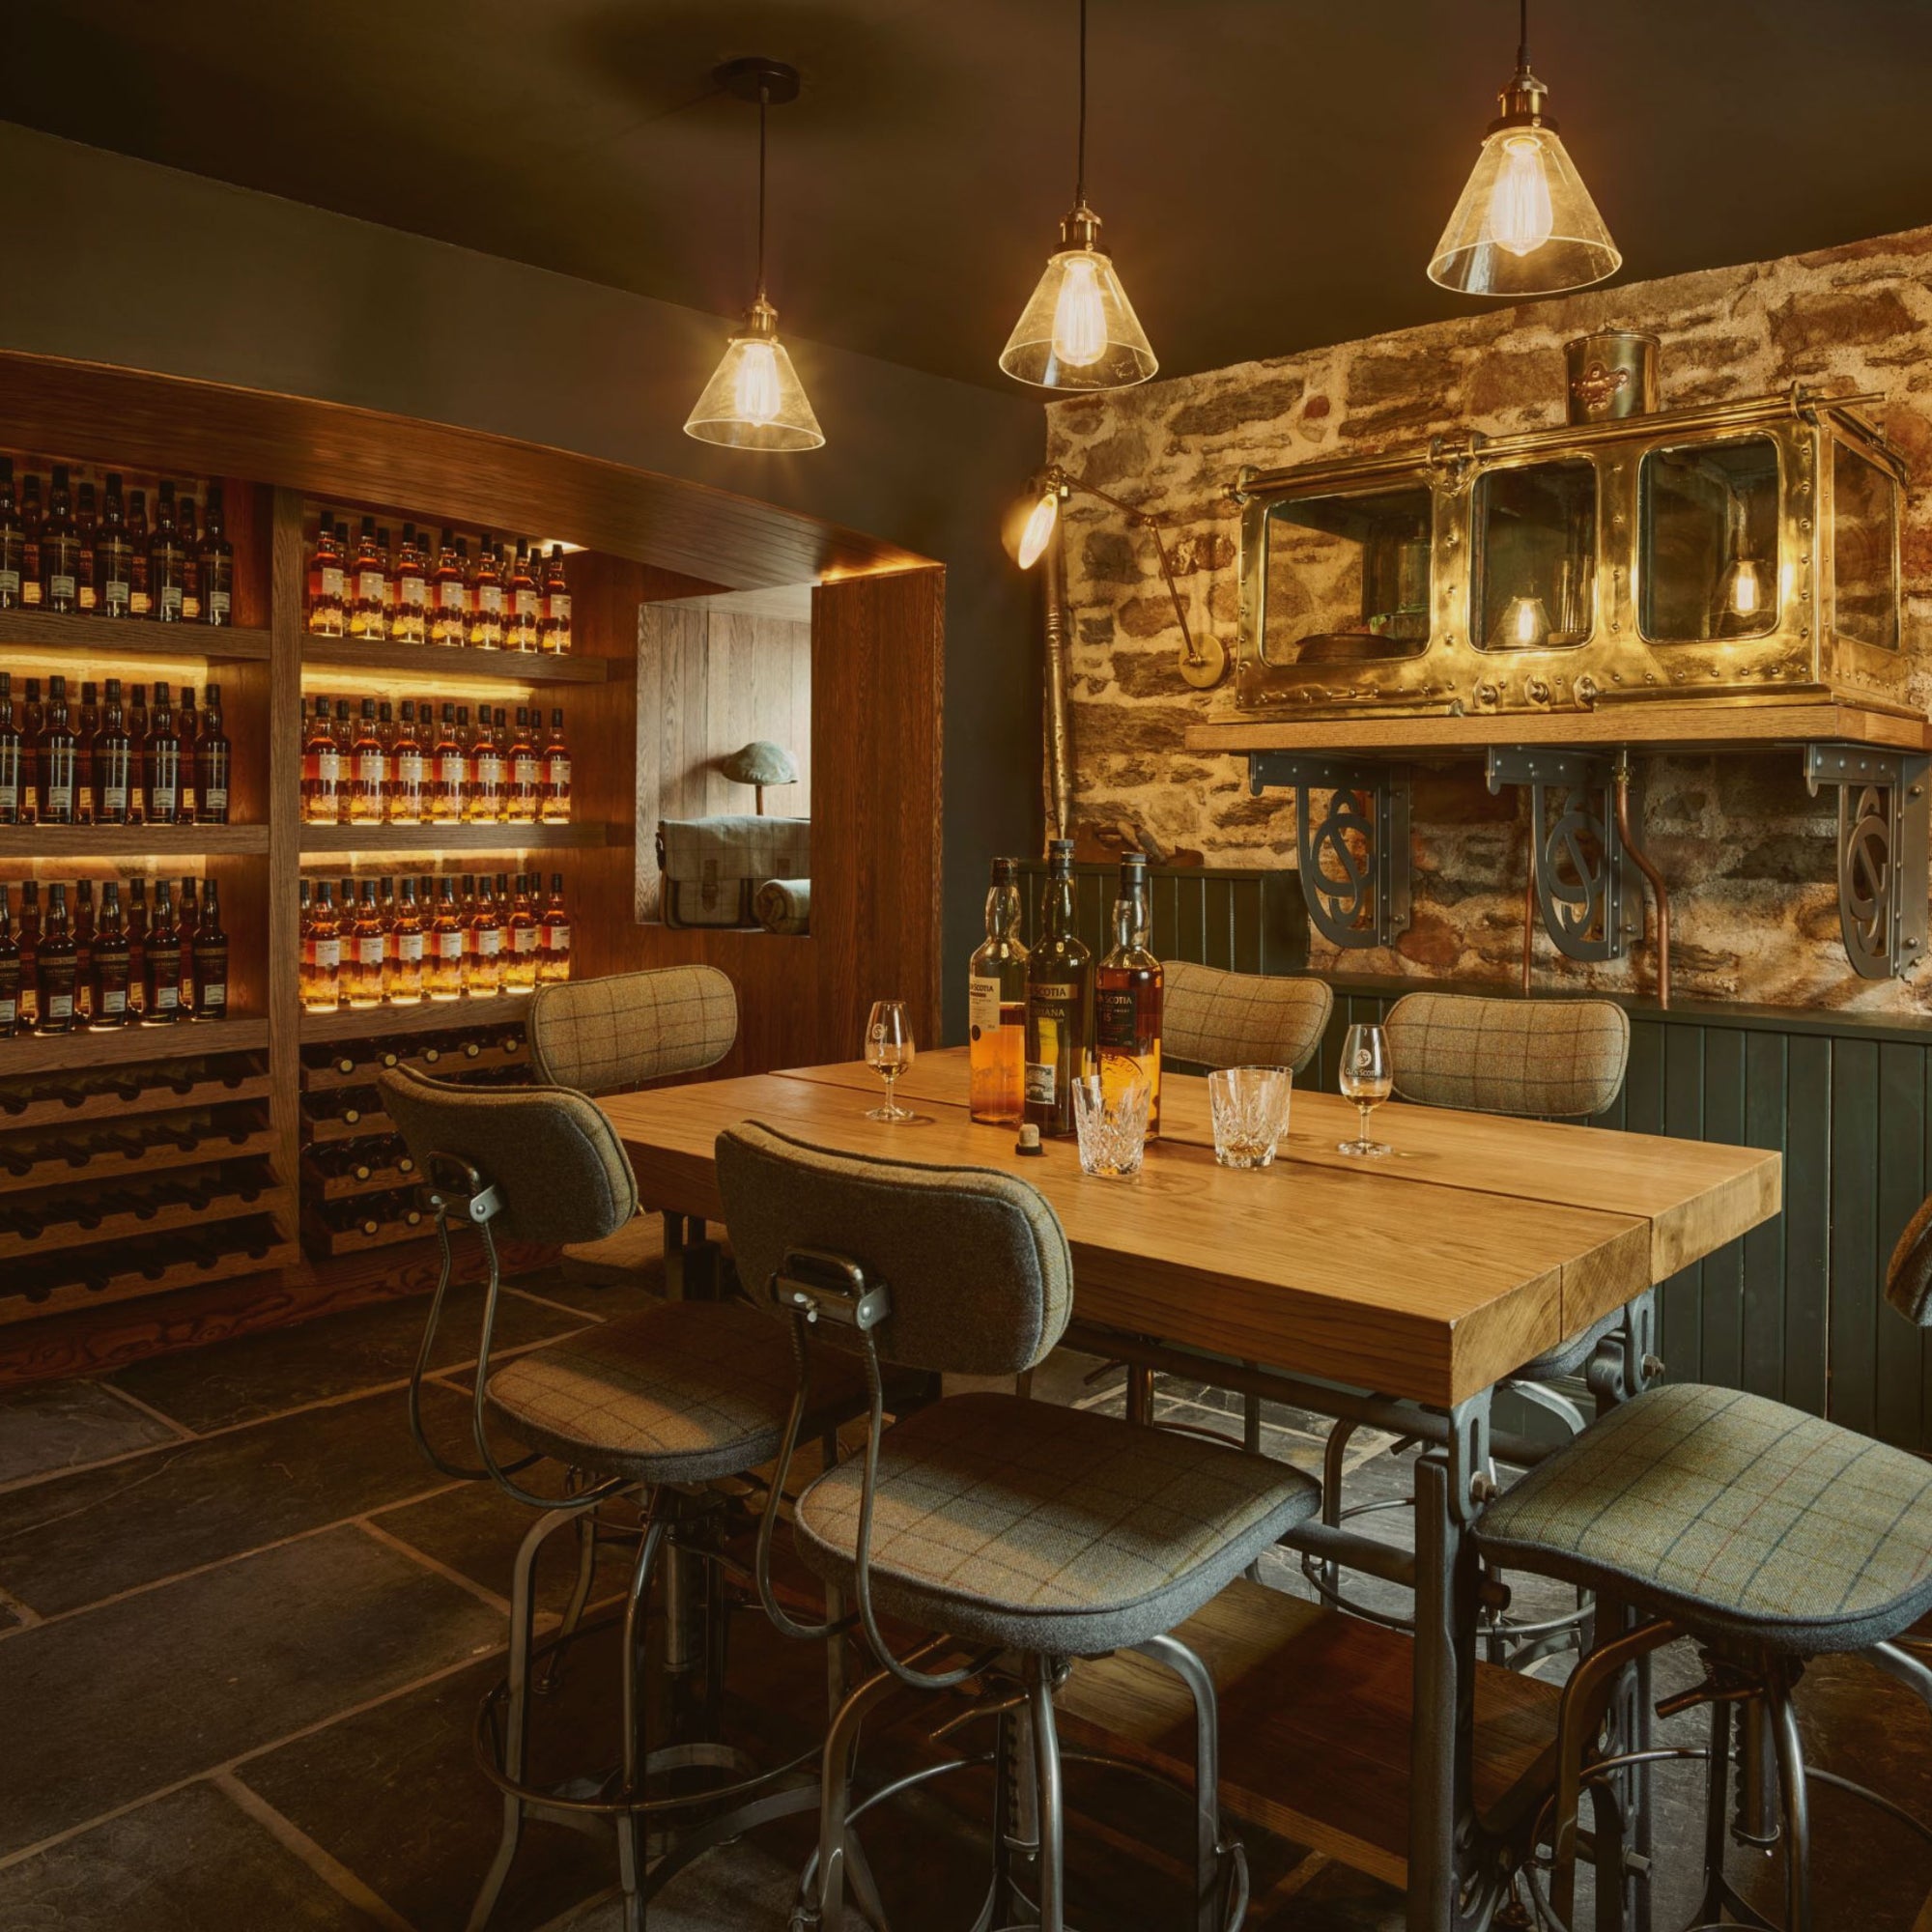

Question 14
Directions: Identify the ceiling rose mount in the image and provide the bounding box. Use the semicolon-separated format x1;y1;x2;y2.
684;54;825;451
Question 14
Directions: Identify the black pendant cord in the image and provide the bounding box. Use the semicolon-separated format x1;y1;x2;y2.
1074;0;1088;207
1518;0;1530;70
756;84;769;300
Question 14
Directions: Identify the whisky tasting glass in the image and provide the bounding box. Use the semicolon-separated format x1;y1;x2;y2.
1208;1065;1293;1170
1072;1071;1151;1179
1337;1023;1393;1158
865;999;916;1122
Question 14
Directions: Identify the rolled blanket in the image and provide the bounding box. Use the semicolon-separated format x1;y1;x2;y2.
754;877;810;935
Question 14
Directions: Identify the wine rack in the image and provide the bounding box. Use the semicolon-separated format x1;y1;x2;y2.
295;1020;531;1258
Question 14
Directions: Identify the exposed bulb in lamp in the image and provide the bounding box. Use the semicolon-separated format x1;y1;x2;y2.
1489;134;1555;258
1492;593;1552;649
1713;554;1768;635
732;340;782;426
1051;254;1110;368
1017;490;1061;570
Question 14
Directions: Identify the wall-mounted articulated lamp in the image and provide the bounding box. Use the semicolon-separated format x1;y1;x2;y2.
1011;466;1227;691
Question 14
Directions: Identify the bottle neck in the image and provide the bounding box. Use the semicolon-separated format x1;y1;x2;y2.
1113;880;1149;951
1044;868;1075;937
983;881;1021;941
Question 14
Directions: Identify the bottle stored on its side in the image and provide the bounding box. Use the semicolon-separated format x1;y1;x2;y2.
190;881;228;1021
968;857;1029;1125
1094;852;1163;1134
1023;838;1094;1139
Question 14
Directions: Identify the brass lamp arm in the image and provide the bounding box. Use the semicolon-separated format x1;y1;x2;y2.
1039;465;1205;668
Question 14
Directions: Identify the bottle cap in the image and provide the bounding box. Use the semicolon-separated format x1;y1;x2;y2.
1015;1122;1044;1155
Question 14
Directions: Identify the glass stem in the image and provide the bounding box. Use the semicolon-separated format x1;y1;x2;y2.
1358;1098;1371;1146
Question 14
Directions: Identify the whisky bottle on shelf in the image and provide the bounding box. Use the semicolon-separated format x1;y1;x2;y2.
427;877;465;1001
540;708;571;823
75;682;99;822
430;528;466;646
387;875;425;1006
503;872;539;993
198;484;233;626
151;482;187;622
176;879;199;1012
92;883;131;1029
176;687;200;822
124;684;148;821
307;514;346;636
39;675;77;825
96;474;132;617
73;880;96;1022
540;545;572;652
144;682;182;825
37;884;77;1036
348;697;386;825
300;878;341;1010
347;879;386;1009
349;518;385;639
18;472;43;608
0;673;19;824
1023;838;1093;1139
190;881;227;1022
122;488;151;617
302;695;342;823
142;880;183;1025
538;873;571;984
968;857;1029;1125
505;708;539;823
16;880;40;1030
506;541;540;652
0;885;19;1038
178;497;202;621
431;703;465;823
0;459;22;610
388;700;425;824
19;677;41;823
75;482;98;612
126;877;148;1015
198;684;231;826
465;873;503;996
391;525;427;641
42;466;81;614
1095;853;1162;1132
469;533;504;649
93;678;131;825
468;708;505;822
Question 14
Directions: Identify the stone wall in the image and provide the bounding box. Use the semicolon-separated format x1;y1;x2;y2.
1042;224;1932;1011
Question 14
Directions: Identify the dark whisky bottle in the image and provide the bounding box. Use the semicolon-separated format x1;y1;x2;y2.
38;675;77;825
37;884;78;1035
41;467;80;613
144;682;182;824
91;883;131;1029
18;472;43;608
0;459;22;609
1094;853;1163;1134
190;880;229;1021
1023;838;1094;1138
75;480;98;611
75;681;99;822
0;885;19;1037
0;673;20;824
198;484;234;626
151;482;186;622
97;473;133;617
141;880;183;1025
197;684;231;825
95;680;132;825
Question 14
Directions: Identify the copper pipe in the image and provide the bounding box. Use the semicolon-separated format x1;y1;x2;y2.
1040;534;1074;847
1613;751;1670;1010
1521;844;1536;996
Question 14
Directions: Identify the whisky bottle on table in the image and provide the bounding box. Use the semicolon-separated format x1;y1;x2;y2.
92;884;131;1029
37;884;78;1036
190;881;228;1022
1023;838;1094;1139
1095;852;1163;1134
968;856;1029;1125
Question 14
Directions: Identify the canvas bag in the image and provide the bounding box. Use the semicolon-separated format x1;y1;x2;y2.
657;815;811;927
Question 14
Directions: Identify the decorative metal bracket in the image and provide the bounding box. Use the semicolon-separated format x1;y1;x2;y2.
1486;748;1643;964
1804;744;1931;980
1248;753;1410;950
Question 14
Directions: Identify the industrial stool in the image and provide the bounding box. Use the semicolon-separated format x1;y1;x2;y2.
386;1069;878;1932
718;1121;1320;1932
1309;991;1633;1666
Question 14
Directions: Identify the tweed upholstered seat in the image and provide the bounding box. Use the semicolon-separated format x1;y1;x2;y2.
1162;961;1332;1075
529;964;738;1095
795;1391;1316;1654
1474;1382;1932;1653
1384;991;1629;1121
485;1298;871;1486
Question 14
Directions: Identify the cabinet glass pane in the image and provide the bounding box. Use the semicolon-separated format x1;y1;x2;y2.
1833;440;1898;650
1473;460;1596;651
1262;487;1432;667
1640;437;1779;642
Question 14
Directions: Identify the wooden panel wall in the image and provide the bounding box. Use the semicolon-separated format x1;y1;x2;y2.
634;596;813;920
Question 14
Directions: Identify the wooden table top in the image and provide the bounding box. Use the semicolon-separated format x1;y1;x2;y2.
603;1048;1779;1407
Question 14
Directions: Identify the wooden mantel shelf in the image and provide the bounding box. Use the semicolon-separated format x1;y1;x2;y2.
1184;697;1932;759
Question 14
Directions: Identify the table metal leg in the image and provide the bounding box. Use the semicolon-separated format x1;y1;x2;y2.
1410;1446;1475;1931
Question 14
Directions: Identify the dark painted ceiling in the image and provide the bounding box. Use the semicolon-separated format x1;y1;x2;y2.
6;2;1932;392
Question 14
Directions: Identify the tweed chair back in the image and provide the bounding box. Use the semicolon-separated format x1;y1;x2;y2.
716;1122;1073;1378
382;1066;639;1246
1162;961;1333;1074
1384;992;1630;1120
1887;1196;1932;1325
528;965;738;1095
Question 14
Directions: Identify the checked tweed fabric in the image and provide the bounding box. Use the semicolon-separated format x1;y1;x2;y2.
487;1298;871;1486
528;965;737;1096
1385;991;1629;1120
1475;1383;1932;1653
795;1392;1317;1655
1161;962;1333;1075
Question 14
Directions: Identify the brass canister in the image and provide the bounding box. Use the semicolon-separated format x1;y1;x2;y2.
1564;330;1660;424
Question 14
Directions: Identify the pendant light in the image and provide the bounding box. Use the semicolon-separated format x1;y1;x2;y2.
1428;0;1620;298
998;0;1156;391
685;57;825;452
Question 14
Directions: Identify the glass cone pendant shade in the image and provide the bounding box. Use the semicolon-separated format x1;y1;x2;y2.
1429;69;1619;297
685;298;824;451
1000;210;1157;391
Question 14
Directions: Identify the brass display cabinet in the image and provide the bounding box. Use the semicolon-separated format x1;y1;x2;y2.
1233;386;1908;724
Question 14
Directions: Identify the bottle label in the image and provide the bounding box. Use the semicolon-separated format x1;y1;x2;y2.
356;753;385;785
396;753;425;786
149;781;178;815
197;981;225;1010
306;750;340;783
475;754;502;786
202;785;227;811
100;987;128;1016
401;578;426;606
548;593;572;621
1024;1060;1055;1104
104;577;128;612
515;590;539;615
209;589;231;618
100;783;127;814
0;570;16;597
438;753;465;787
357;935;385;965
1095;987;1151;1052
49;573;75;602
513;755;539;785
440;582;468;610
542;921;571;951
46;991;73;1021
0;782;13;814
969;975;1005;1037
394;931;425;962
473;929;502;956
154;982;180;1011
511;927;539;952
309;937;341;972
0;997;14;1025
183;589;201;619
357;569;384;603
478;585;502;613
437;930;465;958
320;565;345;599
159;584;184;617
547;756;571;787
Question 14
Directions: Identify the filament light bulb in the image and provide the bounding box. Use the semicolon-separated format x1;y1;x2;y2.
1726;557;1763;618
732;341;782;426
1051;254;1109;369
1489;134;1555;258
1017;491;1061;570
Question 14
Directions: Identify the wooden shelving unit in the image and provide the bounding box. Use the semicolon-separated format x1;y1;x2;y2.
298;636;609;683
0;825;269;858
298;992;533;1045
0;611;272;661
0;1016;270;1079
298;821;603;854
